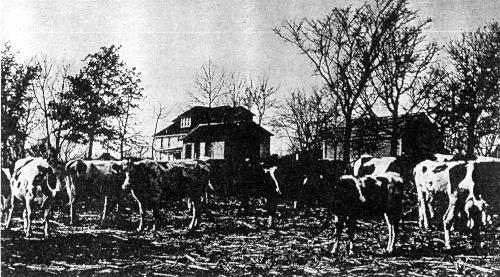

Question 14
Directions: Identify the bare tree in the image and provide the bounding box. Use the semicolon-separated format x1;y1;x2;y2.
430;22;500;157
272;87;340;155
192;60;227;108
116;67;143;159
247;75;278;125
371;13;439;155
224;71;252;108
32;56;75;161
275;0;420;162
151;102;169;159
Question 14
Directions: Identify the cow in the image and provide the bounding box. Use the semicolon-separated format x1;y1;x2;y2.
204;158;281;227
414;158;499;249
1;168;12;227
327;172;404;255
298;159;348;208
413;160;466;229
65;159;125;225
121;159;209;234
5;157;64;238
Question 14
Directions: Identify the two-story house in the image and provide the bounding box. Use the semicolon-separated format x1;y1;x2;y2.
153;106;272;161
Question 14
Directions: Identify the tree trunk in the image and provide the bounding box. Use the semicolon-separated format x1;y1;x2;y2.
390;113;399;156
466;115;478;158
343;115;353;163
87;133;94;159
120;136;125;159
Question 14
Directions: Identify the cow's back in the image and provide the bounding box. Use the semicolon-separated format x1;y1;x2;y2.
472;161;500;211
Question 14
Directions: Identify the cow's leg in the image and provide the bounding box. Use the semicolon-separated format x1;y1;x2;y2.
4;196;14;230
266;196;278;228
331;215;344;254
443;193;459;250
24;199;33;238
188;199;198;230
130;190;144;232
417;188;428;229
69;200;76;226
152;207;160;238
384;213;395;253
346;217;357;256
101;195;108;225
43;200;53;238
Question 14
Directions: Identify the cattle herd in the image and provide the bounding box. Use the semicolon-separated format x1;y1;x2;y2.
1;153;499;257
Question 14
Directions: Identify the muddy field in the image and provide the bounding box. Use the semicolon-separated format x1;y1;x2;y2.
2;198;500;276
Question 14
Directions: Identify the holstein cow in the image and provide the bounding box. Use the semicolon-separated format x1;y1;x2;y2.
6;157;64;238
65;159;125;225
414;158;498;249
413;160;465;229
328;172;404;254
1;168;12;227
121;159;210;233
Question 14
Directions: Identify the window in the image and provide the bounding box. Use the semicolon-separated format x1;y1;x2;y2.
180;117;191;128
185;144;192;159
205;142;212;157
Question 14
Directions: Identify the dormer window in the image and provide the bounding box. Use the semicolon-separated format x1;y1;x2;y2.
180;117;191;128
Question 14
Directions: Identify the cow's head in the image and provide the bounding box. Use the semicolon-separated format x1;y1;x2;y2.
121;159;134;192
37;164;62;198
263;166;282;195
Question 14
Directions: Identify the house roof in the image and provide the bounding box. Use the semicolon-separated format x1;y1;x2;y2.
154;105;254;137
183;121;273;143
178;105;254;119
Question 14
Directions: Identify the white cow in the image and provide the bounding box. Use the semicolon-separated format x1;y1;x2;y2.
6;157;64;238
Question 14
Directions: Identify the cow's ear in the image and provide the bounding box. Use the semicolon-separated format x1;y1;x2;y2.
112;163;123;174
76;161;87;175
37;165;53;175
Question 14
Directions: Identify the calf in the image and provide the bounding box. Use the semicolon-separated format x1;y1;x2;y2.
65;159;125;225
121;159;209;233
6;157;64;238
328;172;404;255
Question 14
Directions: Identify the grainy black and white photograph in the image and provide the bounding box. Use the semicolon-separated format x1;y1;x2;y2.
1;0;500;275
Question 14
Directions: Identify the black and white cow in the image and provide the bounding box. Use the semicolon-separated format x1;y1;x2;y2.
414;158;499;249
328;172;404;254
6;157;64;238
65;159;125;225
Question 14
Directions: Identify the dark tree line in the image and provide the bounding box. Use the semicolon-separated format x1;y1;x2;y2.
274;0;500;161
1;44;144;165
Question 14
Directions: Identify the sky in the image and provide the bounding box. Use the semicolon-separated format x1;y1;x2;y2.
2;0;499;155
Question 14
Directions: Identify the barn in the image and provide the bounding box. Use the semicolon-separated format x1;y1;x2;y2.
153;106;272;162
322;113;445;161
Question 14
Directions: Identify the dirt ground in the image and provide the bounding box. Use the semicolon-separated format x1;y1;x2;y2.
2;198;500;276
